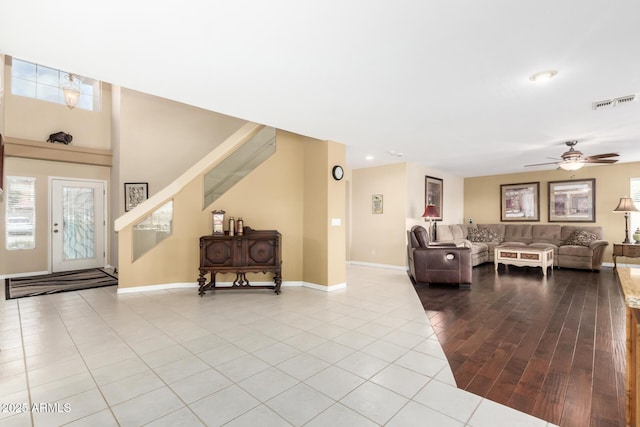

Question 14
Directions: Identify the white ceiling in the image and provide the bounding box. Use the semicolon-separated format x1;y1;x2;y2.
1;1;639;177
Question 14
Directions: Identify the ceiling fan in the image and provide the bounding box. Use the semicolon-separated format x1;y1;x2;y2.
524;141;619;171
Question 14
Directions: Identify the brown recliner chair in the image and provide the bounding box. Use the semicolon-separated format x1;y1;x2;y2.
407;225;472;287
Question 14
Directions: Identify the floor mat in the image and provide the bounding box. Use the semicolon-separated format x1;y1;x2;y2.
5;268;117;300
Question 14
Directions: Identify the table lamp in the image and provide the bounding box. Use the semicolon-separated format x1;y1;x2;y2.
612;197;639;243
422;204;439;242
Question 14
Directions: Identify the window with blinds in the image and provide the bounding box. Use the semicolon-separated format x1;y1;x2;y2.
6;176;36;250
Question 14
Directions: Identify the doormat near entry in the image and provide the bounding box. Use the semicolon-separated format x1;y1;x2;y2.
5;268;118;300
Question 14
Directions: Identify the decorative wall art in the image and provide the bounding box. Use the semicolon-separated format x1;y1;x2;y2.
548;178;595;222
372;194;383;214
500;182;540;221
425;176;443;221
124;182;149;212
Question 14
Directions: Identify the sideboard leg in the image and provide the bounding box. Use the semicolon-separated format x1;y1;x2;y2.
274;273;282;295
197;270;207;296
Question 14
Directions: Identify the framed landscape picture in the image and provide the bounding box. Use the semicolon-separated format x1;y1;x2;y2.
425;176;443;221
548;178;595;222
124;182;149;212
500;182;540;221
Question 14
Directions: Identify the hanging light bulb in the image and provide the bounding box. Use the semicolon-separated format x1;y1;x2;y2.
63;74;80;109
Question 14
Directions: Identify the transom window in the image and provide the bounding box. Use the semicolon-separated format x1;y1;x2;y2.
11;58;101;111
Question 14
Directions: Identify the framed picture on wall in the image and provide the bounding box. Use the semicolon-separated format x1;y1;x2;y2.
425;176;443;220
500;182;540;221
124;182;149;212
548;179;595;222
372;194;383;214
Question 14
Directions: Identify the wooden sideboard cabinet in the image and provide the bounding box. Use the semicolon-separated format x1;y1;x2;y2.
198;228;282;296
613;243;640;269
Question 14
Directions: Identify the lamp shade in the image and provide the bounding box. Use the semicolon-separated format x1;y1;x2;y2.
613;197;639;212
422;204;439;218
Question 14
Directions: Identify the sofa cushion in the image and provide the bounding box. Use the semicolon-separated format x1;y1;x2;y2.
468;227;503;243
437;225;454;241
532;225;562;245
563;230;599;247
450;224;466;240
560;225;603;241
504;224;532;244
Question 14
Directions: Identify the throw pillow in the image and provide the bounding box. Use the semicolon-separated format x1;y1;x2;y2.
468;227;503;243
563;230;599;247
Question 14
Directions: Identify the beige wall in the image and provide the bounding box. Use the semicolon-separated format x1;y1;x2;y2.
350;162;465;267
118;88;246;214
464;162;640;263
351;163;408;267
4;60;112;149
119;131;346;288
0;157;111;274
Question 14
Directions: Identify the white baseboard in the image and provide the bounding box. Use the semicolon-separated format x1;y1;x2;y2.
348;261;408;271
1;270;49;280
116;280;347;294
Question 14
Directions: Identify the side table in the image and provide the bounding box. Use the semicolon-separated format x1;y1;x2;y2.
613;243;640;269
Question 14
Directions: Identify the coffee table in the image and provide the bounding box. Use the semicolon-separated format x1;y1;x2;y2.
494;246;554;276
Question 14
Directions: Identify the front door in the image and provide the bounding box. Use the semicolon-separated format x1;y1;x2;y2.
51;179;106;272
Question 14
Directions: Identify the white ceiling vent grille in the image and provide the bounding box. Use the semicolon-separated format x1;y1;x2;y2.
592;93;637;110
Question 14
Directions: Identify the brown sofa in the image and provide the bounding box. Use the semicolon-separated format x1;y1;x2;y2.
435;223;609;271
407;225;472;286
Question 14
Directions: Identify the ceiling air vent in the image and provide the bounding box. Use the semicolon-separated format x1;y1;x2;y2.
592;93;637;110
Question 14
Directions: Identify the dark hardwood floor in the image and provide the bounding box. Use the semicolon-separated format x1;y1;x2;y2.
413;264;626;427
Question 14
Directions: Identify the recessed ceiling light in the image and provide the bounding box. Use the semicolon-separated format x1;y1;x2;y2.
529;69;558;83
365;155;374;160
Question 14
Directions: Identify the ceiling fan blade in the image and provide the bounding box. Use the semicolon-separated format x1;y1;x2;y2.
524;161;560;167
585;153;619;160
586;158;618;164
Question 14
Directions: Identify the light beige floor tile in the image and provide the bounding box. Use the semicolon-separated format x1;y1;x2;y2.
81;344;138;370
99;369;165;406
112;386;184;426
305;402;378;427
370;363;430;398
223;404;291;427
30;371;96;403
181;333;229;354
0;411;31;426
282;332;327;352
413;337;448;359
335;351;389;379
31;388;108;427
305;366;365;400
91;357;150;386
144;407;205;427
387;401;464;427
252;342;301;365
354;322;395;339
361;339;408;363
467;398;548;427
153;355;210;384
277;353;330;381
189;384;260;426
306;340;355;364
266;383;334;426
395;349;448;377
169;368;232;403
140;343;193;368
63;409;119;426
340;381;408;425
27;357;88;388
238;367;299;401
308;323;350;340
414;378;482;422
215;354;270;383
0;389;29;421
198;343;248;367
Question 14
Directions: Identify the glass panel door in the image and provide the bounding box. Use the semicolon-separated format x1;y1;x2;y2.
52;179;105;272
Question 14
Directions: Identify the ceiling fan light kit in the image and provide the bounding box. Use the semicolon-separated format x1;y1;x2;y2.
524;140;619;170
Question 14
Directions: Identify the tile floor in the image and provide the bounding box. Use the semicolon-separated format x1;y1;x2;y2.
0;265;557;426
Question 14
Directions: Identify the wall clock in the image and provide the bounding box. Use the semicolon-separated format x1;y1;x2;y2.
332;165;344;181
